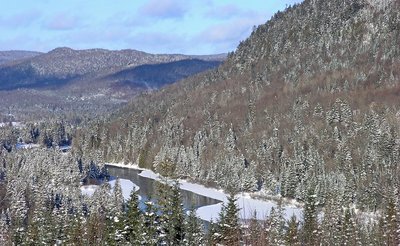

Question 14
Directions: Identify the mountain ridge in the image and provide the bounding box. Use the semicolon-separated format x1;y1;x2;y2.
0;47;225;91
0;50;42;65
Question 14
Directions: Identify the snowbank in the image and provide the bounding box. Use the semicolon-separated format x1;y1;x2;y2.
80;178;140;201
106;162;144;170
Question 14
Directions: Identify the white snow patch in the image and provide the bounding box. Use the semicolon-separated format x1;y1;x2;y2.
109;179;139;201
106;162;145;170
80;178;140;201
16;143;40;149
59;145;71;151
0;122;23;128
80;185;98;197
196;196;302;222
138;170;160;180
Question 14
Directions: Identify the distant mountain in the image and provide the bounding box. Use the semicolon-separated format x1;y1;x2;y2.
0;47;225;90
0;50;42;65
105;59;222;89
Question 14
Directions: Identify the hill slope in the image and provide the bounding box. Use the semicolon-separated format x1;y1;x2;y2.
0;47;224;90
0;50;42;65
77;0;400;211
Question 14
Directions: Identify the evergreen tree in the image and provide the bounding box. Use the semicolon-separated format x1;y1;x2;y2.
158;181;185;245
143;200;159;245
217;194;241;245
109;178;125;244
340;208;361;246
286;215;300;246
243;211;265;246
301;187;319;245
124;190;144;245
382;190;400;245
0;211;10;245
267;204;285;245
184;207;204;245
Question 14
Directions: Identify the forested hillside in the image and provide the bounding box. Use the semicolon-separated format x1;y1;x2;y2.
77;0;400;217
1;0;400;245
0;51;42;65
0;47;224;90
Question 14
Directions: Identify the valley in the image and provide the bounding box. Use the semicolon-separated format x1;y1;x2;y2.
1;0;400;245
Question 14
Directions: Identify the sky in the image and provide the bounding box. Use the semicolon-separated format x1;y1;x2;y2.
0;0;302;55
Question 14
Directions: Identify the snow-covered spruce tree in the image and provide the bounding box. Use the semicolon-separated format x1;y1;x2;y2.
26;182;55;245
382;189;400;245
160;181;185;245
301;187;319;245
184;207;205;245
266;203;285;245
286;215;300;246
142;199;159;245
243;211;265;245
216;193;241;245
0;211;11;245
340;207;361;246
9;188;28;245
124;190;144;244
65;212;85;245
319;187;343;245
107;178;126;244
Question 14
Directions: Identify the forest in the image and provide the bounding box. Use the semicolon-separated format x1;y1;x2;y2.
1;0;400;245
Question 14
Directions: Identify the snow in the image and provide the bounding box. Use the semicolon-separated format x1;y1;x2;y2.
106;162;145;170
16;143;40;149
0;122;22;128
109;179;139;201
193;189;302;222
80;178;140;201
59;145;71;151
108;163;303;222
80;185;98;196
139;170;160;180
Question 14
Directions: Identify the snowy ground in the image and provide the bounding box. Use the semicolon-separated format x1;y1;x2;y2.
80;178;139;201
0;122;23;128
16;143;41;149
107;163;303;222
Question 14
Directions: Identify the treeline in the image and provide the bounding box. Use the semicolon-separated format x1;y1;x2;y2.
0;120;73;151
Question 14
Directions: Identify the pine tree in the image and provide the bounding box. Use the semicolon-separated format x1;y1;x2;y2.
301;187;319;246
184;207;204;245
267;204;285;245
243;211;265;246
0;211;10;245
110;178;125;244
124;190;144;245
320;188;342;245
143;200;159;245
383;190;400;246
159;181;185;245
286;215;300;246
217;194;241;245
340;208;361;246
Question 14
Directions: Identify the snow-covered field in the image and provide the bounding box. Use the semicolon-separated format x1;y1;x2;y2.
107;163;303;222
